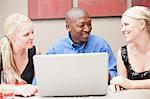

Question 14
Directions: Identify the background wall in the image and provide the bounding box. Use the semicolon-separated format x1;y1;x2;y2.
0;0;130;55
0;0;28;36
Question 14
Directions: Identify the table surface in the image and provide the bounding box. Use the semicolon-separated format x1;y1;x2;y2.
14;88;150;99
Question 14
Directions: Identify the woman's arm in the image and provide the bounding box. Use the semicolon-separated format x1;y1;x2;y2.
116;49;128;77
110;49;128;92
130;79;150;89
0;84;37;97
110;76;150;89
15;84;38;97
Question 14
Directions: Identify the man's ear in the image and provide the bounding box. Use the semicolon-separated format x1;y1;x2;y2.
66;21;71;32
66;24;69;29
66;23;70;32
139;20;146;31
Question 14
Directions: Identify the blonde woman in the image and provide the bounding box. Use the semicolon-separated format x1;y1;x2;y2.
110;6;150;92
0;13;40;96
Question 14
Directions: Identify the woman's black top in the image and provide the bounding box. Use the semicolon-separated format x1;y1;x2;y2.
0;46;36;84
121;45;150;80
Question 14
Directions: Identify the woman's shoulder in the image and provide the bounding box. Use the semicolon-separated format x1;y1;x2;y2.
126;44;136;53
117;45;127;58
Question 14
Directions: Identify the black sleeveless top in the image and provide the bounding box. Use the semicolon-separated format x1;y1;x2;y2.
0;46;36;84
121;45;150;80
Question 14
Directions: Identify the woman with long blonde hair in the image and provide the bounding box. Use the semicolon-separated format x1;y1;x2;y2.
110;6;150;92
0;13;40;97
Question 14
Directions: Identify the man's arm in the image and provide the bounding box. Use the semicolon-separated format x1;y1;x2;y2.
106;44;117;81
47;47;56;54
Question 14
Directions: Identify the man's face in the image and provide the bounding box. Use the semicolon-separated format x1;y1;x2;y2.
67;15;92;44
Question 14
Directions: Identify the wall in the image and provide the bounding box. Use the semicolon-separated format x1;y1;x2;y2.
0;0;28;36
0;0;127;55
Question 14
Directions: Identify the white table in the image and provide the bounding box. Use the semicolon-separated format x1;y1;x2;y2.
15;89;150;99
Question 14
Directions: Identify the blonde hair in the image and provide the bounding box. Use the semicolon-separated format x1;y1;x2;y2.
0;13;32;83
122;6;150;34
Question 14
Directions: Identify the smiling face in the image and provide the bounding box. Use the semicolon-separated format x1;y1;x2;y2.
68;15;91;44
13;22;34;49
15;23;34;48
121;16;142;43
121;6;150;43
66;8;92;44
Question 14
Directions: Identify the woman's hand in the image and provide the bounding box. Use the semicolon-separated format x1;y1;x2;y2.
15;84;38;97
109;76;133;92
109;83;122;93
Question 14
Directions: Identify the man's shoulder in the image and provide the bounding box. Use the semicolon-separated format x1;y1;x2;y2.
89;34;106;43
88;34;111;49
51;36;69;47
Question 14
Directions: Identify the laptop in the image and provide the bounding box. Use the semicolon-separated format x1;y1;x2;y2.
33;52;108;97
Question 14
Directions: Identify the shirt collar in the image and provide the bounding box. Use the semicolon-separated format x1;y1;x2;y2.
67;32;87;48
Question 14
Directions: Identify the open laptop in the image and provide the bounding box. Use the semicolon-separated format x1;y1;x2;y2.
33;52;108;97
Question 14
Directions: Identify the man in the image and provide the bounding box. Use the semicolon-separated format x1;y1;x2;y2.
47;7;117;81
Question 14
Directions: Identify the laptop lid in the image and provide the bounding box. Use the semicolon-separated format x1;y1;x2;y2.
33;53;108;97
